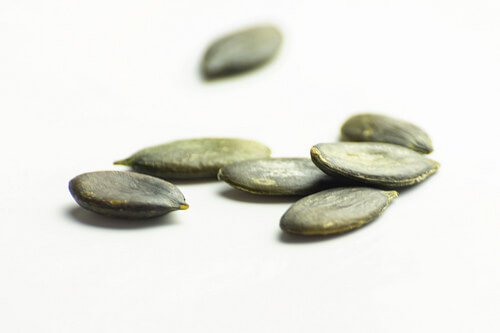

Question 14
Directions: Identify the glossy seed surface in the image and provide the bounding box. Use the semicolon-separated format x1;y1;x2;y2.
69;171;188;219
311;142;440;187
202;25;282;79
115;138;272;180
218;158;354;196
280;187;398;236
341;113;434;153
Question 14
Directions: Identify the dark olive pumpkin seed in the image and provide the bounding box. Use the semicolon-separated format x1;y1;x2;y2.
218;158;355;196
202;25;282;79
311;142;440;187
217;157;331;196
115;138;272;180
341;113;434;153
69;171;188;219
280;187;398;236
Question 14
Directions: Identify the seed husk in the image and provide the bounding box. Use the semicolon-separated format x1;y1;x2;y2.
218;157;355;196
69;171;188;219
311;142;440;187
115;138;272;180
202;25;282;79
341;113;434;153
280;187;398;236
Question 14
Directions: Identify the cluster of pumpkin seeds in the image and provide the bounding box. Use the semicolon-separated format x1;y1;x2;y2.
69;24;440;238
69;113;439;236
219;113;438;236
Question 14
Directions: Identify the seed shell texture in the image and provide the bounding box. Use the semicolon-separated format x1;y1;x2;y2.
341;113;434;153
69;171;188;219
218;158;354;196
311;142;440;187
280;187;398;236
202;25;282;79
115;138;272;180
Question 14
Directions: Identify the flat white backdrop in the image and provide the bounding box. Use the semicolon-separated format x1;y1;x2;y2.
1;0;499;332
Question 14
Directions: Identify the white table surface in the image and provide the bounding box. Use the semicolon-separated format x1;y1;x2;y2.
1;0;499;332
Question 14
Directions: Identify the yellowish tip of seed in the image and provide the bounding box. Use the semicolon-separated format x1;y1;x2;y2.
386;191;399;200
113;159;130;166
179;204;189;210
310;146;320;157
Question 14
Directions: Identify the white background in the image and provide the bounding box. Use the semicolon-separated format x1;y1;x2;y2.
1;0;499;332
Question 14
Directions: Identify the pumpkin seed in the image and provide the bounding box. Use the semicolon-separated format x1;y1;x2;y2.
115;138;271;180
202;25;282;79
341;113;433;153
69;171;188;219
311;142;440;187
280;187;398;236
218;158;354;196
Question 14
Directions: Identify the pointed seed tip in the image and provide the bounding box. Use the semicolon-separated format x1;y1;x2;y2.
385;190;399;200
430;159;441;170
179;204;189;210
113;158;131;166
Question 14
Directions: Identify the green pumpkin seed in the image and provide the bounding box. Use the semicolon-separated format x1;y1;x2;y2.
311;142;440;187
218;158;355;196
69;171;188;219
115;138;271;180
202;25;282;79
280;187;398;236
341;113;433;153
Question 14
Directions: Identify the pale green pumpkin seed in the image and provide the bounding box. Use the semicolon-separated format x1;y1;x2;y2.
202;25;282;79
218;158;355;196
341;113;433;153
115;138;271;180
311;142;439;187
69;171;188;219
280;187;398;236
